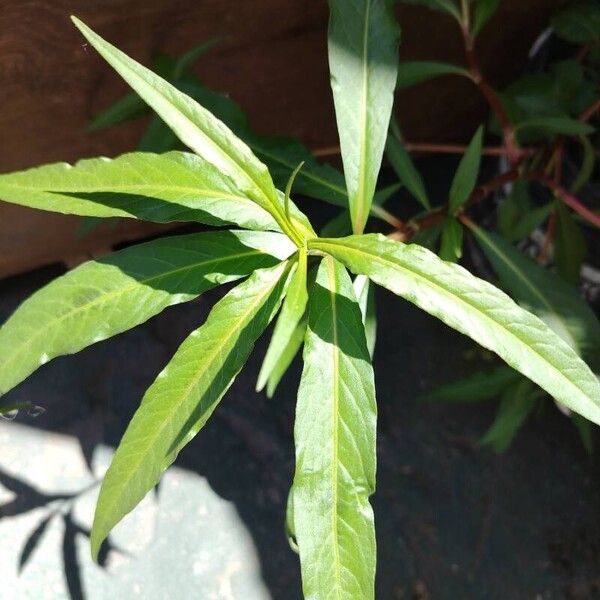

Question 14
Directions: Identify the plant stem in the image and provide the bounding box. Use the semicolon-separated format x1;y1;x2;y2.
580;98;600;123
460;25;520;166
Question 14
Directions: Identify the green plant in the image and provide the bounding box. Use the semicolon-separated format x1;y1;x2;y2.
0;7;599;599
389;0;600;451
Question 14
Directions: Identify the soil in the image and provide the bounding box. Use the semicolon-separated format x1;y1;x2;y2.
1;249;600;599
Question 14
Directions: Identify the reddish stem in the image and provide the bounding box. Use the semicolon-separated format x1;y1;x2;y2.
580;98;600;123
460;26;520;166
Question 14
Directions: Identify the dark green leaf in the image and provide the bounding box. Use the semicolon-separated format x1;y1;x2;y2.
448;126;483;214
396;61;470;89
497;182;551;242
293;256;376;599
386;135;430;209
472;0;502;36
91;260;291;558
422;366;521;403
552;3;600;44
480;379;540;452
0;230;293;397
87;93;146;132
328;0;400;233
516;117;595;137
555;201;586;285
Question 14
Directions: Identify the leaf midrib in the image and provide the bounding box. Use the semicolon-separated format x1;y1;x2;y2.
0;248;264;377
313;239;593;403
325;257;342;598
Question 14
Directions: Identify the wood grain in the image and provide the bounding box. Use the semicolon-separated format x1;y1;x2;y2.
0;0;572;279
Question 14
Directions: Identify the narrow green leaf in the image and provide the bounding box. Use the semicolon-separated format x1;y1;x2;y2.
497;182;551;242
353;274;377;357
480;379;539;452
0;151;280;231
0;230;293;397
472;0;502;36
87;92;146;131
385;135;430;209
91;260;291;558
396;61;470;89
293;256;376;599
310;235;600;424
422;366;521;403
439;217;463;262
71;17;312;243
448;126;483;214
572;136;596;193
328;0;400;233
172;37;221;79
266;318;307;399
257;248;308;391
468;222;600;365
516;117;595;137
555;201;586;285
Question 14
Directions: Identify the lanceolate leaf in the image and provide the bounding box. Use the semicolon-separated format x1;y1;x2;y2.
472;0;502;36
257;247;308;392
396;61;470;89
468;223;600;365
448;126;483;214
328;0;400;233
0;151;279;231
422;365;521;403
515;117;595;137
293;256;377;599
72;17;313;244
480;379;540;452
91;260;291;558
0;230;294;398
386;135;430;209
309;235;600;424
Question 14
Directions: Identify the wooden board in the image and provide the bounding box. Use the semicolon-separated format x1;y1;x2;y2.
0;0;572;279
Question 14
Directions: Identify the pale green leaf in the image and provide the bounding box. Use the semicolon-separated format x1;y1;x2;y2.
396;61;470;89
0;151;280;231
71;17;313;244
257;248;308;391
422;365;521;403
266;318;307;399
328;0;400;233
468;222;600;366
448;126;483;214
293;256;376;599
385;135;430;209
439;217;463;262
91;260;291;557
309;235;600;424
0;230;294;398
480;379;540;452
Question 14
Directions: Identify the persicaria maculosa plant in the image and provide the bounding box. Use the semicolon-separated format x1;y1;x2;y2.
0;8;599;598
